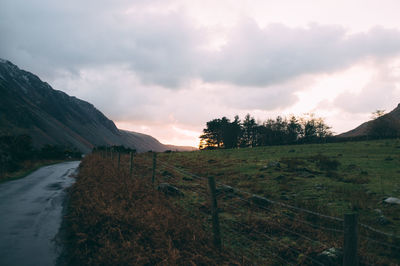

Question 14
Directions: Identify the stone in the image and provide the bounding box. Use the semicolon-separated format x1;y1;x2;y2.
384;197;400;205
316;247;343;266
157;183;184;197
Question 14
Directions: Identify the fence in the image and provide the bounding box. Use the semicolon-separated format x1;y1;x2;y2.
98;149;400;265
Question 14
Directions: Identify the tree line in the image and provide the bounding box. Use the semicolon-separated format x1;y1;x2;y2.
0;134;82;175
199;114;333;149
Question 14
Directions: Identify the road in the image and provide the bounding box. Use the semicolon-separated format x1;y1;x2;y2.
0;161;80;266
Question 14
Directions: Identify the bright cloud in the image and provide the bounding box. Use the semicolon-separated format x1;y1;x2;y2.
1;0;400;147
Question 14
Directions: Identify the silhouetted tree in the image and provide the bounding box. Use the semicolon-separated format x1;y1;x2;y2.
199;113;333;149
222;116;242;149
241;114;257;147
287;116;302;143
200;118;224;148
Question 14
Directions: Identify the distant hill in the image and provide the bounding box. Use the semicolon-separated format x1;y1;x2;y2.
338;103;400;138
0;59;196;153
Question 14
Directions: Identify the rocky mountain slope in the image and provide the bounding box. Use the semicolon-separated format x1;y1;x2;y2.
0;59;195;153
338;103;400;138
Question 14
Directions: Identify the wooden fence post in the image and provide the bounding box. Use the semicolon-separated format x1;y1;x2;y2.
152;152;157;184
111;148;114;160
117;152;121;170
343;213;358;266
208;176;222;250
129;151;134;177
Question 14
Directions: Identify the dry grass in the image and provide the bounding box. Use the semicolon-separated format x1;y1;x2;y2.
64;154;240;265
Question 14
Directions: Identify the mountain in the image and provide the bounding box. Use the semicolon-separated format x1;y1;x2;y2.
338;104;400;138
0;59;196;153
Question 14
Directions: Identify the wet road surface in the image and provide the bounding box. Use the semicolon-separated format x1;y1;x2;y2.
0;161;80;266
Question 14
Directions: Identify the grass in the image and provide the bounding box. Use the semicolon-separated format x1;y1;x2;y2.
159;139;400;221
66;139;400;265
152;138;400;264
63;154;242;265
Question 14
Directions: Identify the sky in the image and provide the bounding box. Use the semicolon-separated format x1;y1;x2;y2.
1;0;400;147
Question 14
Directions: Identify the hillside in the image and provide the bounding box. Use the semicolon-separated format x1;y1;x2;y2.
0;59;194;153
338;104;400;138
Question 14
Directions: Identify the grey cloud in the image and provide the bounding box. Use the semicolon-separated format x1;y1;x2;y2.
202;20;400;86
2;1;400;89
0;0;201;87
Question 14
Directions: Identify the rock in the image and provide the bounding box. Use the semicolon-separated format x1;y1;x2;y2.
157;183;184;197
384;197;400;205
316;247;343;266
250;195;271;207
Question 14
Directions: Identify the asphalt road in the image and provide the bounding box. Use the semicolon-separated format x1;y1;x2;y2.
0;161;80;266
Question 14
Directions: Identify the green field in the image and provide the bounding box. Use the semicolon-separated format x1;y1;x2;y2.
147;139;400;264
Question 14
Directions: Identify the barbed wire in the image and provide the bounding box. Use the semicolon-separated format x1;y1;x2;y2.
359;235;400;250
225;218;326;266
223;192;344;234
156;158;400;252
222;200;330;250
159;159;344;222
359;222;400;240
222;224;296;265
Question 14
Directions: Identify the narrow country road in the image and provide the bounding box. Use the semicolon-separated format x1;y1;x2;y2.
0;161;80;266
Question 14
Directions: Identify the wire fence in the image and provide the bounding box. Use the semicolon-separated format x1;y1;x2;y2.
98;150;400;265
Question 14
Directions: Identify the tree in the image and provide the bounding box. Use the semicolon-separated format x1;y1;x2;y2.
286;116;302;143
370;109;385;120
241;114;257;147
221;116;242;149
200;118;224;149
300;113;332;142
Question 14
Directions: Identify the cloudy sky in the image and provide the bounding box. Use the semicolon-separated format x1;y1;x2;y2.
1;0;400;147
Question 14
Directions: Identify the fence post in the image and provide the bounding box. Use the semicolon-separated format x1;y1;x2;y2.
343;213;358;266
208;176;222;250
152;152;157;184
117;152;121;170
129;151;134;177
111;148;114;160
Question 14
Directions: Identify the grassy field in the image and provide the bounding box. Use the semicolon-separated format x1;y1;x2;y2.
152;138;400;264
67;139;400;265
159;139;400;223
